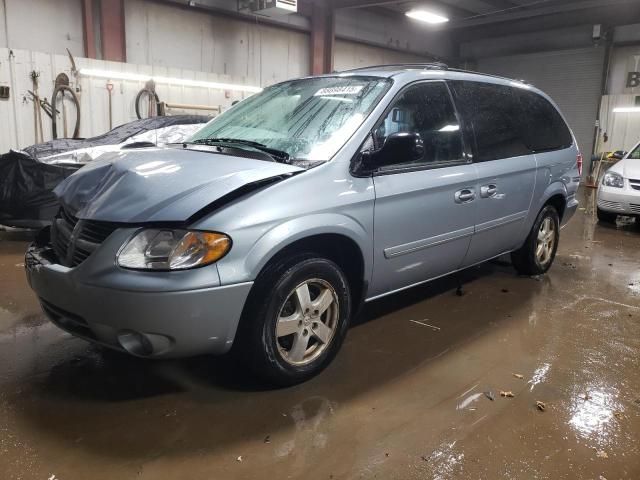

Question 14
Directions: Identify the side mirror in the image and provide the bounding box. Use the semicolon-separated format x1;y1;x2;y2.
361;132;424;171
610;150;626;160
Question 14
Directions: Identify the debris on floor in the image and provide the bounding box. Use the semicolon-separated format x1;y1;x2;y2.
409;319;441;331
484;390;495;401
264;435;271;444
236;456;243;462
512;373;524;379
596;450;608;459
536;401;546;411
500;391;514;398
501;288;509;293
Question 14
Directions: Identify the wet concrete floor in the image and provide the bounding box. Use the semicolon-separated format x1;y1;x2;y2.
1;188;639;479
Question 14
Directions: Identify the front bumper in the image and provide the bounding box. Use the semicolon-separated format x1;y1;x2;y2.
597;184;640;216
25;231;253;358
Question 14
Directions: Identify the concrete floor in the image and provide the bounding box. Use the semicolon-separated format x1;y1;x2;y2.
1;188;639;480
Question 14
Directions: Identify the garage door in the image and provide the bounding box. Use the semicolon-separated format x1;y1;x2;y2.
477;47;606;166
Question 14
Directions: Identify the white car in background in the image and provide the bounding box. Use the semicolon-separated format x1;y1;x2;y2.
597;141;640;223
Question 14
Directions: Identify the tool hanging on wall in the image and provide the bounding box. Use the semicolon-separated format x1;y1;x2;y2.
30;71;44;144
27;91;58;119
135;80;160;119
51;72;80;139
106;82;114;130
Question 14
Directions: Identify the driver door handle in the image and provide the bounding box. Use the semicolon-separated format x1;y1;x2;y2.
454;188;476;203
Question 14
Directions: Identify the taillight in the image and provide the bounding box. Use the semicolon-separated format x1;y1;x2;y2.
576;152;583;177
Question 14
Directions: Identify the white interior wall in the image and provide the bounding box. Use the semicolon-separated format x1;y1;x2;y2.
598;95;640;152
333;40;430;71
0;0;84;56
608;45;640;96
125;0;311;86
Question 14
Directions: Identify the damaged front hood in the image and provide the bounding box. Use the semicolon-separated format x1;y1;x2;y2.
54;147;303;222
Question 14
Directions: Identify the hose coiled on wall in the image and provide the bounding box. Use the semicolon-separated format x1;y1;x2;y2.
51;85;81;139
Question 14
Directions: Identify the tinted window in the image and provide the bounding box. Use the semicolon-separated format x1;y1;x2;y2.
516;90;572;151
450;81;530;162
373;82;463;168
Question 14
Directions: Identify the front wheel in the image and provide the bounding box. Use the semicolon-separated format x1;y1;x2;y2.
235;254;351;387
511;205;560;276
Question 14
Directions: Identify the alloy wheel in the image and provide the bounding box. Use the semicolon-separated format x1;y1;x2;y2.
536;216;556;265
275;278;339;366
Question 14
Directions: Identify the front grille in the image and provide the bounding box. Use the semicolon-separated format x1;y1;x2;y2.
597;199;623;210
40;299;96;340
51;208;119;267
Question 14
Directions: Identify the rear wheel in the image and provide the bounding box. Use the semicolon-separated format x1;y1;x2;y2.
596;207;617;224
511;205;560;276
234;254;351;386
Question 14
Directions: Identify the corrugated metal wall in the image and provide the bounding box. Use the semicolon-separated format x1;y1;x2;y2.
478;47;606;163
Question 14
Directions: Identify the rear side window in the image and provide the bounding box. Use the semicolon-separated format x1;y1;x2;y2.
450;81;530;162
516;90;572;152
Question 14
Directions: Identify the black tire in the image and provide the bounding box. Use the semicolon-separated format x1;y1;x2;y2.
596;207;617;224
233;253;351;387
511;205;560;276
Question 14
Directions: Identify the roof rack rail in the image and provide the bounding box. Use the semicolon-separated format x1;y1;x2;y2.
341;62;449;72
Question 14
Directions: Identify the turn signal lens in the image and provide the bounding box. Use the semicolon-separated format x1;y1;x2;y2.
117;229;231;270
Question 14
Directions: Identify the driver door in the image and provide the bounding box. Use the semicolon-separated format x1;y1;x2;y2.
367;81;478;299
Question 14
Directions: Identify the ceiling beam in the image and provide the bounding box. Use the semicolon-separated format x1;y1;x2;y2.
331;0;409;9
479;0;518;11
448;0;640;28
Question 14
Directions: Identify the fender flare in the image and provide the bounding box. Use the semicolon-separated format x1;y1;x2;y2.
538;181;568;213
243;213;372;283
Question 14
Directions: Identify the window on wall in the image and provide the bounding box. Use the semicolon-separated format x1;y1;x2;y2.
516;90;573;152
449;81;530;162
372;81;464;168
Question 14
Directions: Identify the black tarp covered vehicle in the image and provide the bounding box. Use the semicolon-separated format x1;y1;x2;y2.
0;115;208;228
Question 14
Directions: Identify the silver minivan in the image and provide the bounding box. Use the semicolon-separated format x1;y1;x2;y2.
26;64;581;385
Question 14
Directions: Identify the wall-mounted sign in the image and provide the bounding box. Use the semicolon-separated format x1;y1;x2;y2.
627;71;640;88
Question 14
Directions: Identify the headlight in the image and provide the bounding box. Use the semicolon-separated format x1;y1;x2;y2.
602;171;624;188
117;229;231;270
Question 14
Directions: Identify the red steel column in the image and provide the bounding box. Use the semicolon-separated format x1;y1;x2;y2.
310;3;335;75
100;0;126;62
81;0;97;58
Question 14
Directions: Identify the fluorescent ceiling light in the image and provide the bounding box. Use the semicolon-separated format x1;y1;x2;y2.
406;9;449;24
439;124;459;132
78;68;262;94
613;106;640;113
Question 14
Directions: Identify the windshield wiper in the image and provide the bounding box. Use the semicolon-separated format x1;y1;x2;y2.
187;137;290;163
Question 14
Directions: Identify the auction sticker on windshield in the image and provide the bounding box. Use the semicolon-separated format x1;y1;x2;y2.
314;86;363;96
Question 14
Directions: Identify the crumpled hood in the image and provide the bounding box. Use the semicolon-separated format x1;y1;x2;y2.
53;147;303;222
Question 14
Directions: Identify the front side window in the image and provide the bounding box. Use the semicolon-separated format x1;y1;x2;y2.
372;81;464;168
450;81;531;162
189;76;391;163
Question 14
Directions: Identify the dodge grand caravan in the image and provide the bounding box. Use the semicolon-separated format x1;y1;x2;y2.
26;64;581;385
